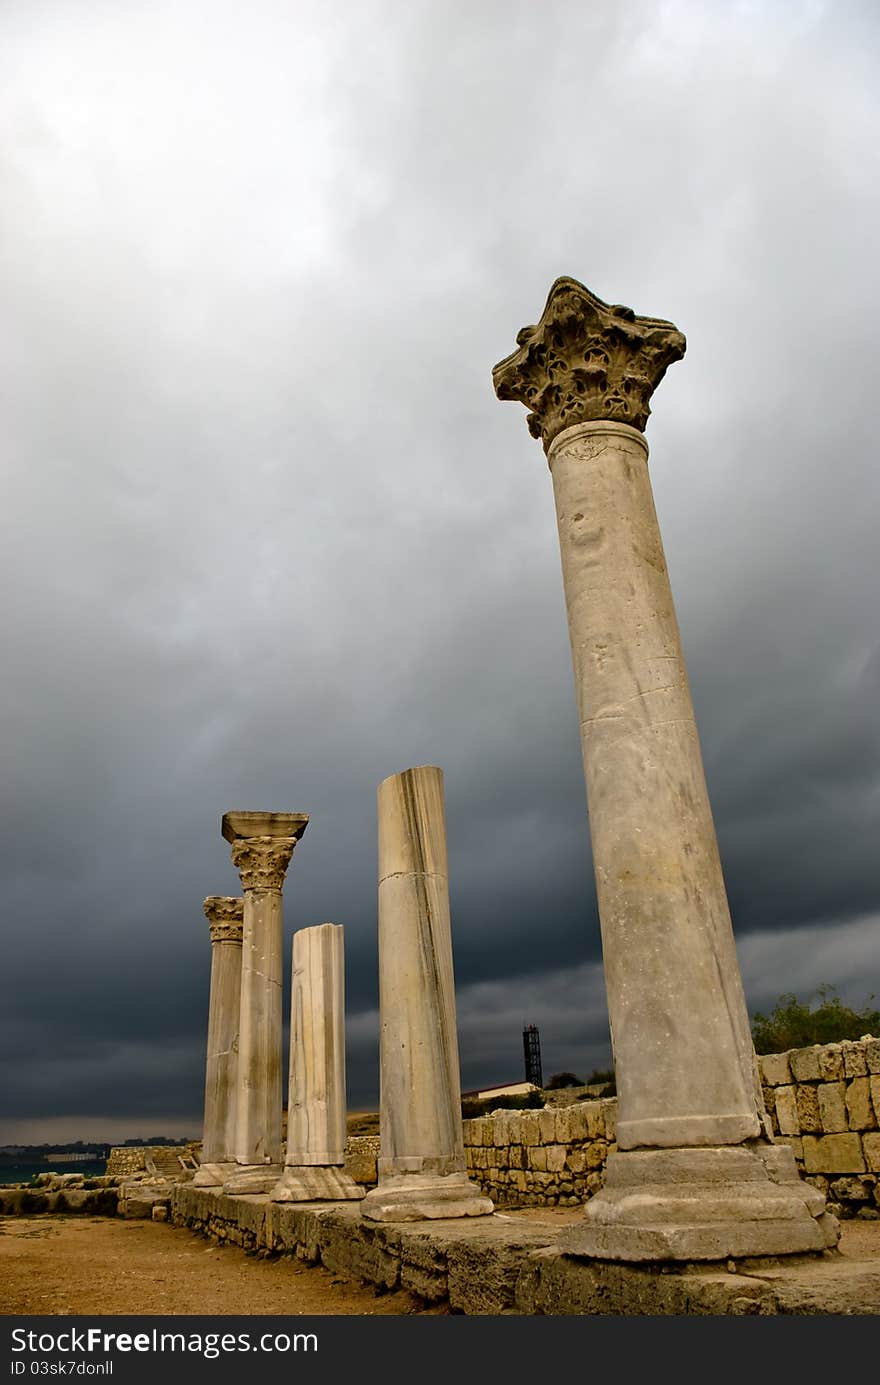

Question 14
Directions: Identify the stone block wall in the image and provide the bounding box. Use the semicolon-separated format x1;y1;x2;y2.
463;1040;880;1218
344;1135;380;1185
106;1144;197;1177
463;1099;618;1207
759;1037;880;1219
107;1137;380;1189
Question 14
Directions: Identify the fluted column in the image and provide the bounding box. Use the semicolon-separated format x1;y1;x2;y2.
493;276;837;1260
221;810;308;1195
271;923;363;1202
193;896;243;1188
361;765;492;1221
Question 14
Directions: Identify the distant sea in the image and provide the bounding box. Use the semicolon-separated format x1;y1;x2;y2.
0;1160;107;1185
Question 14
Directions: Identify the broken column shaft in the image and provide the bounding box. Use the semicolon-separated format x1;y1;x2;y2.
361;765;492;1221
272;922;363;1202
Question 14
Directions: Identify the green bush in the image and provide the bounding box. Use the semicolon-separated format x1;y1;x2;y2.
586;1068;615;1092
545;1071;584;1090
751;984;880;1054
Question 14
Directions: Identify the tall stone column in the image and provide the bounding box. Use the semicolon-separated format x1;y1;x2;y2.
271;923;363;1202
221;811;309;1195
493;277;837;1260
193;896;243;1189
361;765;493;1221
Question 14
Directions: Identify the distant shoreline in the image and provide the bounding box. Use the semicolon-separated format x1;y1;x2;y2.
0;1159;106;1185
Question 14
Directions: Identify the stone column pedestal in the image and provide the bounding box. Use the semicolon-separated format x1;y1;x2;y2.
493;277;837;1260
193;896;243;1189
221;811;309;1196
361;765;493;1222
272;922;363;1202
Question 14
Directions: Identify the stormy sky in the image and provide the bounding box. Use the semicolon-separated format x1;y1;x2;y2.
1;1;878;1143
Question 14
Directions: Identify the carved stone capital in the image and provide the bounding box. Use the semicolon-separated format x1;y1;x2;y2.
492;276;686;451
221;811;309;844
229;836;297;892
203;896;244;944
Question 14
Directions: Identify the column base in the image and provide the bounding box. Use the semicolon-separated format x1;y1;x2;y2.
222;1163;283;1195
192;1161;238;1189
558;1144;840;1263
270;1165;364;1203
361;1171;494;1223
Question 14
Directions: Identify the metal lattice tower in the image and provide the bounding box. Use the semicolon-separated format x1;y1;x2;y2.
522;1024;543;1088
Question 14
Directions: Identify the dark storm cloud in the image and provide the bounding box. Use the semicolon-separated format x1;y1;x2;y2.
1;0;878;1139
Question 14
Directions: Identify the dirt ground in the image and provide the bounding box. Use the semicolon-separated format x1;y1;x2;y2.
0;1216;446;1316
2;1210;877;1317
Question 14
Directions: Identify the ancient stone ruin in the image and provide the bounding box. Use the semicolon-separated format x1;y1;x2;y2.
169;276;878;1310
271;922;363;1203
360;765;492;1221
193;896;242;1188
2;273;877;1313
222;810;308;1194
492;276;838;1260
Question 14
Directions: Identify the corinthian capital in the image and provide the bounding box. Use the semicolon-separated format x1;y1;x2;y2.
203;896;244;944
492;277;686;451
220;810;309;892
229;836;298;892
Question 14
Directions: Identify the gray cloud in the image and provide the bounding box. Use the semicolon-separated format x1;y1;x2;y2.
1;0;878;1139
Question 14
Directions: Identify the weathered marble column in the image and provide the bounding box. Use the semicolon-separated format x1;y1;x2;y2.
193;896;243;1189
493;277;837;1260
271;923;363;1202
221;811;309;1195
361;765;493;1221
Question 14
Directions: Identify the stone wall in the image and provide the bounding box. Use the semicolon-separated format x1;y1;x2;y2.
106;1137;377;1188
106;1144;198;1177
344;1135;380;1185
759;1037;880;1219
0;1182;119;1216
463;1099;618;1207
463;1040;880;1219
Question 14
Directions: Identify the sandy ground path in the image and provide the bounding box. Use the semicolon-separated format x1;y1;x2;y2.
3;1210;878;1317
0;1216;446;1316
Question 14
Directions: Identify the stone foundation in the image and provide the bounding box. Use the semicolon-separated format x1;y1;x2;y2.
170;1184;880;1314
